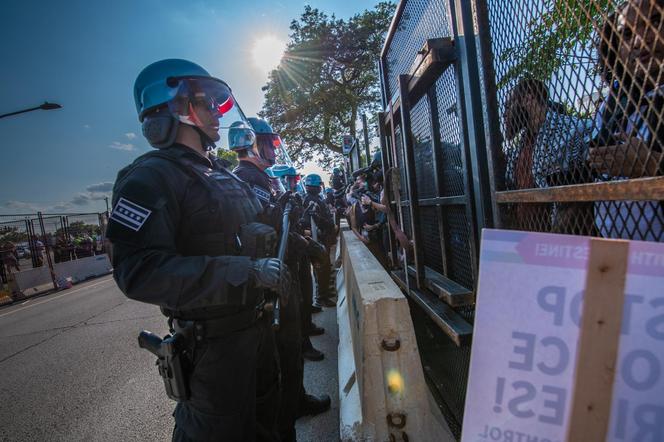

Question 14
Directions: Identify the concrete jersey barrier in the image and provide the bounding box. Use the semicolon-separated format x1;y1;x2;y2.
337;230;453;441
12;254;113;295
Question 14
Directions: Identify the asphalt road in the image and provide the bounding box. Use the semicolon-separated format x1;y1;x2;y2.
0;275;339;441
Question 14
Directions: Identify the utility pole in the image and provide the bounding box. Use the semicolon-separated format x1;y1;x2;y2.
362;113;371;167
104;197;110;213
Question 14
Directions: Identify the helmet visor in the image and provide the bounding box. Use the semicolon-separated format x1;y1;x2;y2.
273;136;293;166
285;175;300;192
255;133;278;165
167;77;250;150
269;177;286;194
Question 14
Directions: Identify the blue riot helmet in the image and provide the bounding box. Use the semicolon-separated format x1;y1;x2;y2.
269;164;294;178
272;165;300;192
247;117;274;135
304;173;323;196
228;121;257;151
304;174;322;187
133;59;251;150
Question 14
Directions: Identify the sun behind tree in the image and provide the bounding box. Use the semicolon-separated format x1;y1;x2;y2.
259;2;396;168
251;35;286;74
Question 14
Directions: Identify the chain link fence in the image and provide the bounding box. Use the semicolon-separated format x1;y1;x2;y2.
0;212;109;298
378;0;663;438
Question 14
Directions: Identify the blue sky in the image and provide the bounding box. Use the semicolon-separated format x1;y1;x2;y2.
0;0;380;215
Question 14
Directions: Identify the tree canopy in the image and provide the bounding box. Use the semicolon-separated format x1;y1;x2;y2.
215;149;239;169
259;2;395;167
498;0;613;88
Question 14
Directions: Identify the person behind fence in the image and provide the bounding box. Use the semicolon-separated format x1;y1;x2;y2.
503;78;595;234
106;59;291;442
0;241;20;276
588;0;664;241
348;168;388;268
345;171;367;207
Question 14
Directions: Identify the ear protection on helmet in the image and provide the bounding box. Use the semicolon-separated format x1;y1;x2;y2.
142;110;178;149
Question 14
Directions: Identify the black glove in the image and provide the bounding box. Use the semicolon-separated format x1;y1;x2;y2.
303;201;319;217
250;258;290;305
304;238;327;263
258;204;281;231
276;191;292;210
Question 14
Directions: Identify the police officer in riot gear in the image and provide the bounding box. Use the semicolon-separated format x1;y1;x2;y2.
236;118;330;439
107;59;287;442
302;174;336;308
231;121;274;206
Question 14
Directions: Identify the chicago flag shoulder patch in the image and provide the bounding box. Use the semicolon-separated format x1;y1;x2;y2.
110;197;152;231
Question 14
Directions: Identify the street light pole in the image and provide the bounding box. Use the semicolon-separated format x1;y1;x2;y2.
0;102;62;119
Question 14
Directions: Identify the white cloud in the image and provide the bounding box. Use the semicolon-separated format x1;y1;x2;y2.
52;204;72;212
83;124;91;129
109;141;134;151
125;132;136;140
70;183;113;207
1;200;39;211
86;182;114;193
71;193;90;206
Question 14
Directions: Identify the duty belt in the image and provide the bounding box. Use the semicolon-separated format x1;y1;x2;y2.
174;309;262;341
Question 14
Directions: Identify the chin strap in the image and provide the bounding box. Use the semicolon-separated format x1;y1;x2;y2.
193;126;216;151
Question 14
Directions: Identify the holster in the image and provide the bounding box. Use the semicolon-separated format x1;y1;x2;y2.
138;325;193;402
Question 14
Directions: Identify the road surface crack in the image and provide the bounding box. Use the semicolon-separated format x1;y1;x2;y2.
0;302;125;365
1;313;162;339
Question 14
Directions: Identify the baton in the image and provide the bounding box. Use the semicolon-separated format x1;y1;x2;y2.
307;201;319;242
270;200;292;330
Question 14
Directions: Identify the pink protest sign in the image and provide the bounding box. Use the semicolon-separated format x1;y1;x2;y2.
461;229;664;442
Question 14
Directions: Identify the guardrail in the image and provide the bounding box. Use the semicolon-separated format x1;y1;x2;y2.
336;228;453;441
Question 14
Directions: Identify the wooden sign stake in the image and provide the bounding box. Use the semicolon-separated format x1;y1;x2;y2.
566;238;629;441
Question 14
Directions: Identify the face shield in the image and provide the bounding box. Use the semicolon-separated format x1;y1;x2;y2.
256;133;293;166
167;77;250;150
285;174;300;192
270;177;286;195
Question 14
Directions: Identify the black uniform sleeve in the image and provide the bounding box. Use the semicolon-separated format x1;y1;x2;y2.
107;164;254;311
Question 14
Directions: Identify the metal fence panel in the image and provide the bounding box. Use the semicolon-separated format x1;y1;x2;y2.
480;0;664;240
380;0;664;438
381;0;481;436
0;212;108;297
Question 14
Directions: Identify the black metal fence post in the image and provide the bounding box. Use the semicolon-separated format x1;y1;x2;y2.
449;0;495;242
377;112;398;268
37;212;57;289
398;74;426;289
26;219;38;268
471;0;504;227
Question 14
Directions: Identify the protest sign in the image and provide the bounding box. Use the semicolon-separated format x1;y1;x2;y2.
462;229;664;442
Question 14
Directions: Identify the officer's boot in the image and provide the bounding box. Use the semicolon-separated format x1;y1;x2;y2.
302;336;324;361
296;393;331;419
